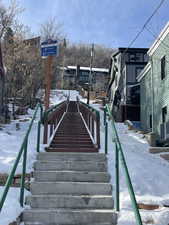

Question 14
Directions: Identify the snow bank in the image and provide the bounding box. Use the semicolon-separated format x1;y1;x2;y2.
0;187;29;225
95;103;169;225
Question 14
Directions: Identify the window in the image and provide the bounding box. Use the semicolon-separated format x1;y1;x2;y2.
162;106;167;123
81;71;89;76
161;56;166;80
135;53;141;61
129;53;136;62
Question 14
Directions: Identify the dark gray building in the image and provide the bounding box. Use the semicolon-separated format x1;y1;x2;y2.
108;47;148;122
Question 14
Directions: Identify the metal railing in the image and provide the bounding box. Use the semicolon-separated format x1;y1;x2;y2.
104;104;143;225
42;99;69;144
0;102;43;212
77;98;100;149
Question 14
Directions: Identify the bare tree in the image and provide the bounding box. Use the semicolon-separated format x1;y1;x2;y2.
40;17;64;41
40;17;66;90
0;0;22;39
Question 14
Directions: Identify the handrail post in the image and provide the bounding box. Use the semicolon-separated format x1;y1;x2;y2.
37;120;41;152
20;137;28;207
43;121;48;144
104;107;106;126
37;103;43;152
115;142;120;211
96;111;100;148
105;121;108;154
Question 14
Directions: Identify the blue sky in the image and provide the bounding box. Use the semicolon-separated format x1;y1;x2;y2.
4;0;169;48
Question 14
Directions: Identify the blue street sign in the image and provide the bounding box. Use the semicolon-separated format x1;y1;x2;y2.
41;39;59;57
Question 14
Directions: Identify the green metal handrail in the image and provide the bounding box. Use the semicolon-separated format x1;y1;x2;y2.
42;101;66;123
0;102;43;212
79;100;100;114
104;104;143;225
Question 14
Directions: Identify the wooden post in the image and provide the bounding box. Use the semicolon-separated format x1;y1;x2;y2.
44;56;53;110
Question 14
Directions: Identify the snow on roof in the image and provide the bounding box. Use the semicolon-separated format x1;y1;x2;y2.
67;66;109;73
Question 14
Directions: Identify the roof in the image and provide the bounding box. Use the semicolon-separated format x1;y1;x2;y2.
66;66;109;73
112;47;149;57
137;62;151;82
148;22;169;56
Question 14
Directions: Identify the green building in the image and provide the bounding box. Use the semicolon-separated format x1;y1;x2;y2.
138;22;169;145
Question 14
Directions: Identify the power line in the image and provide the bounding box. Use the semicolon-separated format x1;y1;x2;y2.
122;0;166;54
145;26;169;51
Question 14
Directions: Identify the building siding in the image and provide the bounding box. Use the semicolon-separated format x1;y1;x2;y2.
140;30;169;141
151;35;169;139
140;68;152;132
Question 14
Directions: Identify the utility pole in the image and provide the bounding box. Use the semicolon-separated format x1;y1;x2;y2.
87;43;94;104
61;39;66;89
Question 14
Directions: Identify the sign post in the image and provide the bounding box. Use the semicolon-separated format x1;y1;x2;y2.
41;39;59;110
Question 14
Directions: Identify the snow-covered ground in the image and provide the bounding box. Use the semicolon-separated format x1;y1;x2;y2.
1;90;169;224
0;187;29;225
94;103;169;225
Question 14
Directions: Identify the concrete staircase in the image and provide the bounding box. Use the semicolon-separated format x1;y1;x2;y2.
22;152;117;225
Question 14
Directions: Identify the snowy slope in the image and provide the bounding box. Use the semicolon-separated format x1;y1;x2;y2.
94;103;169;225
0;187;29;225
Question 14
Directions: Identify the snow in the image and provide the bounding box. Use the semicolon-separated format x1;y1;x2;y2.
0;187;29;225
66;65;109;73
95;103;169;225
1;90;169;224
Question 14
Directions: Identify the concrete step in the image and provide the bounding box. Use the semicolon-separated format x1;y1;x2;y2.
25;223;114;225
23;209;117;224
30;182;112;195
34;171;110;182
34;161;107;172
26;194;114;209
149;147;169;154
37;152;106;162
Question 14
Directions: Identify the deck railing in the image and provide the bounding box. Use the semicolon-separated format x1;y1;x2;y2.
77;99;100;149
42;99;69;144
104;104;143;225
